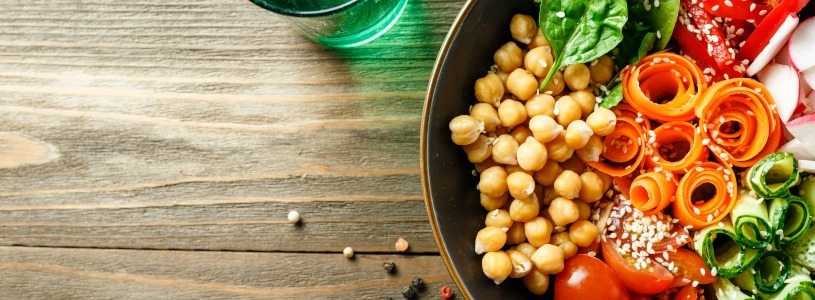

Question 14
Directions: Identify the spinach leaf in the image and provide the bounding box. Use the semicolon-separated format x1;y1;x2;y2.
614;22;656;69
600;83;623;109
629;0;679;51
538;0;627;89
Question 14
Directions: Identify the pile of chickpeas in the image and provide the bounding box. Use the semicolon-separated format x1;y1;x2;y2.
448;14;620;295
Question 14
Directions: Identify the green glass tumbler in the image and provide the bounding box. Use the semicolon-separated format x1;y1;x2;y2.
250;0;408;48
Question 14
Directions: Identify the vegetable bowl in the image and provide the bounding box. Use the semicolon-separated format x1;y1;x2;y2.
421;0;815;299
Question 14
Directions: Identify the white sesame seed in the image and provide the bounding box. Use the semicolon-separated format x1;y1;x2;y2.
712;5;719;11
711;267;718;276
693;207;701;214
556;11;566;18
692;281;699;287
749;3;756;11
759;10;767;16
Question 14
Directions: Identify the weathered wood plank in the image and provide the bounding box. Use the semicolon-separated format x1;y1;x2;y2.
0;246;460;299
0;0;467;253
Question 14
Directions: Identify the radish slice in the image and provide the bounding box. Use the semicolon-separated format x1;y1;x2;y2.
798;160;815;174
775;42;792;65
747;15;800;76
790;16;815;72
779;138;815;160
786;113;815;157
757;62;800;122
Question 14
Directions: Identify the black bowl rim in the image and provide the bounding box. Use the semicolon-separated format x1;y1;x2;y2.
420;0;478;299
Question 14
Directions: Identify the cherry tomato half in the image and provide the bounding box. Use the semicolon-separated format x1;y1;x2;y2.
554;254;629;300
601;240;675;295
673;285;700;300
667;248;717;288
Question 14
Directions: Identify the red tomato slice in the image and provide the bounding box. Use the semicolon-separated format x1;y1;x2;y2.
701;0;770;22
554;254;629;300
601;240;675;295
606;201;691;253
683;1;737;69
738;0;810;61
673;285;700;300
667;248;717;288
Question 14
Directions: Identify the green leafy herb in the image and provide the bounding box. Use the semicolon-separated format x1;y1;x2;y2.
600;83;623;109
537;0;627;89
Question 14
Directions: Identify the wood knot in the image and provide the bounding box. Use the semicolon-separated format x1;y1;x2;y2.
0;132;59;169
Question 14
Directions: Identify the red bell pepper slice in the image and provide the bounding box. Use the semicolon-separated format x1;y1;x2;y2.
701;0;770;22
683;1;737;69
738;0;811;61
728;19;755;50
673;18;719;68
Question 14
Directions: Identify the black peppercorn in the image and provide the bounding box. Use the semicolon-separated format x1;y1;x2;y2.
401;285;415;299
411;276;425;291
383;261;395;273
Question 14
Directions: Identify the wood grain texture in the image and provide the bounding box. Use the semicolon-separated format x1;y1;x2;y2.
0;246;460;299
0;0;464;252
0;0;467;297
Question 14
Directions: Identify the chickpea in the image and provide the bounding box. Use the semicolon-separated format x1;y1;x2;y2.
575;135;603;162
524;46;554;78
496;69;510;90
564;120;594;149
523;267;551;295
505;164;532;175
482;251;513;285
475;226;508;254
491;134;519;165
540;70;565;95
530;244;565;274
569;220;599;247
524;216;554;247
525;94;556;118
485;209;514;229
533;160;562;186
475;73;505;107
449;115;483;146
575;199;591;220
475;157;501;173
471;103;501;133
498;99;527;128
506;249;534;279
589;55;615;84
598;170;613;192
541;185;558;206
585;107;617;136
569;90;596;118
510;125;533;144
481;192;508;211
479;166;508;198
548;197;580;226
463;134;493;163
506;69;538;101
550;232;578;259
507;171;535;200
555;95;581;127
506;221;527;244
563;63;591;91
510;14;537;44
545;132;574;162
517;137;547;171
560;156;585;174
513;242;538;258
509;193;540;222
494;42;523;72
528;28;550;49
578;171;605;203
554;170;582;199
529;115;562;143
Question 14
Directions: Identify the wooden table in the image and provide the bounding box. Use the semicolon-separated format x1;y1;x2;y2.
0;0;463;298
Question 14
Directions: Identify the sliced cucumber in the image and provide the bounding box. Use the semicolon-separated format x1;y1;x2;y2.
770;196;813;244
747;152;801;199
733;189;774;249
694;219;765;279
734;250;792;294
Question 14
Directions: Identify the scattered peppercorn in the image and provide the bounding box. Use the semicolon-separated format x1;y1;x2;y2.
411;276;425;291
287;210;300;224
440;285;453;299
383;261;396;273
395;237;409;252
401;285;416;299
343;247;354;258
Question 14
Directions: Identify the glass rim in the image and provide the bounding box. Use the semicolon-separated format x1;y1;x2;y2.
249;0;359;17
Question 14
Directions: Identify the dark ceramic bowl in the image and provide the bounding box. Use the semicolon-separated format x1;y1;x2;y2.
420;1;545;299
